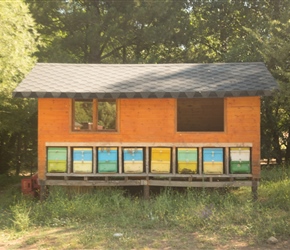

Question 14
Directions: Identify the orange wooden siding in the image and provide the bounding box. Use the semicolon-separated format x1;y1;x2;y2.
38;97;260;179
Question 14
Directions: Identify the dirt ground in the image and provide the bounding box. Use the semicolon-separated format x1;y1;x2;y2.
0;227;289;250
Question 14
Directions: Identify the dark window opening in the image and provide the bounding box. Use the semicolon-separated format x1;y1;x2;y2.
177;98;224;132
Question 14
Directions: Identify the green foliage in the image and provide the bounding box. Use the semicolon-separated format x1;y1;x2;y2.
254;12;290;162
0;0;38;89
10;200;32;231
98;101;116;129
27;0;191;63
0;0;38;175
74;100;93;124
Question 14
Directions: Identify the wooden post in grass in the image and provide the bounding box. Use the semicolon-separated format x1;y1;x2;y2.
144;178;150;199
39;180;46;201
252;178;258;201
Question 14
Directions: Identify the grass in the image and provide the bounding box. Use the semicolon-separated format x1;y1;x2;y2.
0;166;290;249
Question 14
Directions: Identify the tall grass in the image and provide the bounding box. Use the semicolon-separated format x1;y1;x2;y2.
1;166;290;246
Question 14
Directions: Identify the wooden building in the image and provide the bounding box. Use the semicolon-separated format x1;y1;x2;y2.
13;63;278;198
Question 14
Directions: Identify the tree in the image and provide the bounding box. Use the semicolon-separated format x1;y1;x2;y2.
259;19;290;163
0;0;38;175
26;0;192;63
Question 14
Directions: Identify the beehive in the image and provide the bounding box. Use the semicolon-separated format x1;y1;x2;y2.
123;148;144;173
230;147;251;174
177;148;198;174
73;148;93;173
203;148;224;174
47;147;67;173
151;148;171;173
98;147;118;173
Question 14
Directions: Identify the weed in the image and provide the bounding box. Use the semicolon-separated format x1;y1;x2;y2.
10;199;33;231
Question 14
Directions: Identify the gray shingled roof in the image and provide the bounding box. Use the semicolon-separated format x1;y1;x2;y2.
13;62;278;99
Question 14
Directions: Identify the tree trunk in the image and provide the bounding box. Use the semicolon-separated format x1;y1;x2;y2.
284;127;290;163
15;133;22;176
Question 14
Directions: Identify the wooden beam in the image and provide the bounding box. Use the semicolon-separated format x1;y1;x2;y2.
67;146;71;174
198;147;202;174
145;147;149;174
225;147;229;175
45;180;142;186
93;146;97;174
148;180;254;188
172;146;176;174
46;173;252;178
46;142;253;148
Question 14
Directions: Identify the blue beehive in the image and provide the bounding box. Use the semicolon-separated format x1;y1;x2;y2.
98;147;118;173
123;148;144;173
203;148;224;174
73;148;93;173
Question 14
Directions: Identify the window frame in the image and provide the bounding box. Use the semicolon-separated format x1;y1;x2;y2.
72;99;118;132
176;98;225;133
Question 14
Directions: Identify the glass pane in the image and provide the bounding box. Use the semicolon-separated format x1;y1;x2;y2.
74;100;93;130
98;101;116;130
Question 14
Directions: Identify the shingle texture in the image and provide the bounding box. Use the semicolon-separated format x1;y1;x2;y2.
13;63;278;99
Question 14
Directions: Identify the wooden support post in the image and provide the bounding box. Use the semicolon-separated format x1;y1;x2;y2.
225;147;229;175
144;178;150;200
145;147;150;174
198;147;202;174
144;185;150;200
252;178;258;201
39;180;46;201
172;147;176;174
118;147;122;174
93;146;97;174
67;146;71;174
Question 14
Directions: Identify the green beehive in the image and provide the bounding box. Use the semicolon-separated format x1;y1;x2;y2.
230;148;251;174
177;148;198;174
47;147;67;173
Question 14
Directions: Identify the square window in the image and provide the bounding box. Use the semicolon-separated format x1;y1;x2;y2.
73;99;117;131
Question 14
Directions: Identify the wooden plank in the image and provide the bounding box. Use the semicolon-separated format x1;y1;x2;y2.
145;147;149;174
225;147;229;174
44;179;255;187
198;147;202;174
93;146;97;174
45;173;252;178
118;146;122;174
172;147;176;174
148;180;254;187
45;142;253;147
45;180;142;186
67;146;71;174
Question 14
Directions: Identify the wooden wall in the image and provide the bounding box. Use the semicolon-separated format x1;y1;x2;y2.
38;97;261;179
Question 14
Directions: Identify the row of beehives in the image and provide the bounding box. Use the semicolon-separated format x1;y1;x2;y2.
46;147;251;174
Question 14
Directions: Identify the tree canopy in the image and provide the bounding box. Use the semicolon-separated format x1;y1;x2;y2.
0;0;38;175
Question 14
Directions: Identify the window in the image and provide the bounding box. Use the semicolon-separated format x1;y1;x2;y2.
73;99;117;131
177;98;224;132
